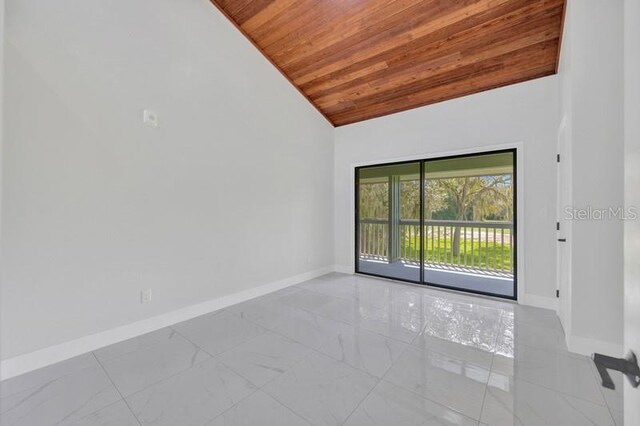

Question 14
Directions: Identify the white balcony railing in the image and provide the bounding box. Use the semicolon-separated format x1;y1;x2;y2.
359;219;514;274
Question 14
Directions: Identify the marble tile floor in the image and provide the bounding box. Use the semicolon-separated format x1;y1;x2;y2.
0;273;623;425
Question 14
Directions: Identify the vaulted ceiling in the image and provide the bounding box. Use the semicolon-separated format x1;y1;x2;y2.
210;0;566;127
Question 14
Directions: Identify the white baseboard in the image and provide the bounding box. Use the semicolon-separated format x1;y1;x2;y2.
0;266;335;381
333;264;354;274
522;293;558;311
567;334;624;358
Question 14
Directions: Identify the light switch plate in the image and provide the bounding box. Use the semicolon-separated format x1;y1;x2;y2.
143;109;159;127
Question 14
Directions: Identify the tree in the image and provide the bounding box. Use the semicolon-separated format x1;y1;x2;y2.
424;180;448;219
429;175;511;256
359;182;388;219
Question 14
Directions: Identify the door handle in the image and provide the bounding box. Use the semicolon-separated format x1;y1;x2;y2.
593;352;640;390
558;238;567;242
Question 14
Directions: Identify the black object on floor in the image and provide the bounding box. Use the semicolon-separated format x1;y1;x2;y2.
593;351;640;390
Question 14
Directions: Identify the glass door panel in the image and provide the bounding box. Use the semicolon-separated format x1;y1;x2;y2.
423;151;516;298
356;162;422;282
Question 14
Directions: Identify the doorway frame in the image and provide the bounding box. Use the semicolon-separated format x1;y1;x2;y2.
350;143;524;302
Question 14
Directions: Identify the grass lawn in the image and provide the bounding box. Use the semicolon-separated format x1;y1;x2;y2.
399;236;513;272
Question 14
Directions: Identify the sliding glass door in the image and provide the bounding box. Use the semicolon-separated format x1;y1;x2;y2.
355;150;516;299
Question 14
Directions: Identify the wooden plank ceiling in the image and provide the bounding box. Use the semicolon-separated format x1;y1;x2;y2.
210;0;566;127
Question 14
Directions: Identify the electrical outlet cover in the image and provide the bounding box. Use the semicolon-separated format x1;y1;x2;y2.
141;289;153;303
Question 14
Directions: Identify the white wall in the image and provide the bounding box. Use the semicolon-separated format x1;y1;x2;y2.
334;76;562;306
624;0;640;422
0;0;4;382
560;0;624;356
0;0;334;362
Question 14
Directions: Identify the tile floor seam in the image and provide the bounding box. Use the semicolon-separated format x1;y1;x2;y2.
269;348;386;426
170;321;270;360
377;377;481;423
187;351;268;425
492;370;611;409
263;392;315;426
491;344;611;411
240;304;349;357
127;361;261;426
170;321;262;363
207;390;312;426
212;342;329;423
509;342;571;357
212;345;288;392
233;297;416;355
339;376;382;425
257;391;316;426
203;385;262;426
478;313;500;425
96;329;224;403
208;328;279;360
257;390;318;426
378;344;487;422
294;281;450;314
218;309;328;357
280;287;506;379
255;346;325;389
53;399;133;426
254;321;411;381
408;338;498;370
257;354;324;426
92;329;179;365
339;340;414;425
261;349;380;426
586;353;620;424
116;333;265;426
204;395;242;424
90;352;143;426
300;283;464;321
277;295;368;327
